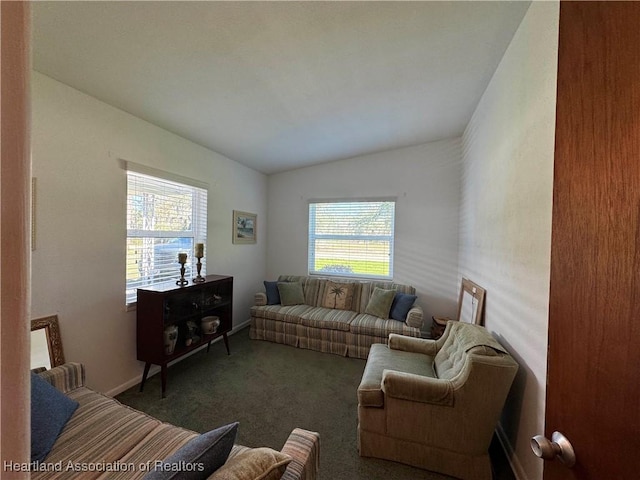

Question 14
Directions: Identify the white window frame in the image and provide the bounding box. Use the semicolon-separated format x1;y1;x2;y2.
308;198;396;280
125;162;208;307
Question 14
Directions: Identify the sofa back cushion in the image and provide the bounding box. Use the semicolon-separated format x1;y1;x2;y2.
277;275;416;314
278;276;322;306
277;282;305;306
31;372;79;462
357;281;416;314
321;281;356;310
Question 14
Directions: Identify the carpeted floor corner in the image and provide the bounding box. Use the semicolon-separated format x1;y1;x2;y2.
116;328;470;479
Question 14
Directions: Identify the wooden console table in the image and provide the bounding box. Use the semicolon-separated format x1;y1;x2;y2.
136;275;233;397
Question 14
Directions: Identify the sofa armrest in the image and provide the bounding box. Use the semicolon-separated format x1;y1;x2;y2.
381;369;453;406
388;333;437;356
281;428;320;480
405;305;424;329
37;362;85;393
255;292;267;306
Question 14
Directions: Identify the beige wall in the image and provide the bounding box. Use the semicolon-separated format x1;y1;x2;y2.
459;3;559;479
266;139;463;326
31;72;268;395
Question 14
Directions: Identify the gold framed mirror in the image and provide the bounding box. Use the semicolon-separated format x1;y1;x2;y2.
456;278;486;325
31;315;65;369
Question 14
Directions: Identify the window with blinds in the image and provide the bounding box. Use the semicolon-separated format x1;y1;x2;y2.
308;199;395;279
126;170;207;305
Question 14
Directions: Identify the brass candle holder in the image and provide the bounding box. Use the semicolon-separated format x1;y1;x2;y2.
193;255;205;283
176;253;188;286
193;243;205;283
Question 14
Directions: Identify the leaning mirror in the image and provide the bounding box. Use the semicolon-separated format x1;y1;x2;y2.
456;278;486;325
31;315;65;370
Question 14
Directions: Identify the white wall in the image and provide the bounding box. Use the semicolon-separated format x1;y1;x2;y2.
459;3;559;479
31;72;268;394
266;139;462;325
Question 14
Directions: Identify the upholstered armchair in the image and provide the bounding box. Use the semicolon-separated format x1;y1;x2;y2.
357;321;518;480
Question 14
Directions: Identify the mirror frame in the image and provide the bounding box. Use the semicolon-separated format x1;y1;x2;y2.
456;278;486;326
31;315;65;368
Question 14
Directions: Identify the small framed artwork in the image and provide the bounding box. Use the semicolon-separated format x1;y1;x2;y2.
233;210;257;244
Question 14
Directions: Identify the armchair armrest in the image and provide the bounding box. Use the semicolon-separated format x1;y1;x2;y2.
255;292;267;306
405;305;424;329
37;362;85;393
388;333;437;356
281;428;320;480
381;369;453;406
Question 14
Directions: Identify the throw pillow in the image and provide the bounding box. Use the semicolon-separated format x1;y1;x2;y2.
209;447;292;480
321;281;354;310
364;288;396;319
264;281;281;305
144;422;239;480
31;372;79;462
277;282;305;306
390;293;418;321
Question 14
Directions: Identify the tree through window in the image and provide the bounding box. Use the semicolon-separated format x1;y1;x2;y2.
126;170;207;305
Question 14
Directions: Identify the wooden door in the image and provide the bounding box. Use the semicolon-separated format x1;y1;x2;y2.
546;2;640;478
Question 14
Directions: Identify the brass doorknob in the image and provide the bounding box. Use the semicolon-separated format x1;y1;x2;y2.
530;431;576;467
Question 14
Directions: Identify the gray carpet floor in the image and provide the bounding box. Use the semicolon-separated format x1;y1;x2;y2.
117;328;504;480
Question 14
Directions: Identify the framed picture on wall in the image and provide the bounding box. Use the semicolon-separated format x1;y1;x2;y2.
233;210;257;244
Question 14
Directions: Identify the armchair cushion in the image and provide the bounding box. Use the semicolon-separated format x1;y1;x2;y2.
388;334;438;356
358;344;435;407
435;322;507;380
381;369;454;406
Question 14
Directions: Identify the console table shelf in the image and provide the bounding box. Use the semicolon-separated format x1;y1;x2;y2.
136;275;233;397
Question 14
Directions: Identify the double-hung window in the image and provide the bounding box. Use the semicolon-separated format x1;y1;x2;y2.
126;165;207;306
308;199;395;280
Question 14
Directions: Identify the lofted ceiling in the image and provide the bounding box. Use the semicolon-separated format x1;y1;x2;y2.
32;1;530;174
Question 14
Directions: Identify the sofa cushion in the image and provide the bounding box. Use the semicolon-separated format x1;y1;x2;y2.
389;293;417;321
358;344;436;407
350;313;410;337
277;282;305;306
264;281;281;305
210;447;292;480
297;307;357;332
250;305;313;324
109;423;198;478
37;387;161;478
144;422;238;479
31;372;79;462
364;288;395;319
321;281;355;310
277;276;324;306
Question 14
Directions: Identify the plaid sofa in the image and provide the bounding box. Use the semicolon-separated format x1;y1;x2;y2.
250;276;424;359
33;363;320;480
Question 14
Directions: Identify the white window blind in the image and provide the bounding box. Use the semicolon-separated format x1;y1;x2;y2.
126;170;207;305
308;200;395;279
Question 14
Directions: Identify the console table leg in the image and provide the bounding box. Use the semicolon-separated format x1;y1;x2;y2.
140;362;151;392
223;332;230;355
206;340;212;353
161;364;167;399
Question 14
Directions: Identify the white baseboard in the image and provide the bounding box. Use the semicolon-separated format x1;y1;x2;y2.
495;423;530;480
105;319;252;397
